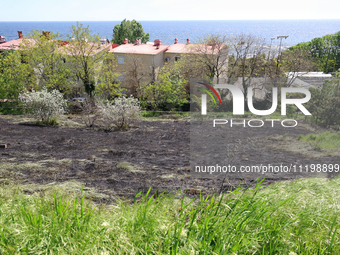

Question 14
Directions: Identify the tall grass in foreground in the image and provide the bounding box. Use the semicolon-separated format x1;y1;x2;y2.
0;178;340;254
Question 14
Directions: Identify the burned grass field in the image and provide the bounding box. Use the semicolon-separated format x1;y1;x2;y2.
0;114;339;202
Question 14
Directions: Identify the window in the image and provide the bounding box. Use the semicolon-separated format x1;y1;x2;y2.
174;56;180;62
118;55;124;64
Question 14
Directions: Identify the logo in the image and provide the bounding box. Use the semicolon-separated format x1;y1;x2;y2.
200;84;311;116
197;82;222;106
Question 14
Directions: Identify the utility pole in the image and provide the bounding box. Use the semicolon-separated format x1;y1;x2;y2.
264;37;275;80
276;35;289;75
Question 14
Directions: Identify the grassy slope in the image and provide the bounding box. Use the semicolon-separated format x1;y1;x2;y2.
0;178;340;254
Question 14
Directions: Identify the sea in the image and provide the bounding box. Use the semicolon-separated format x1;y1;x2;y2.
0;20;340;47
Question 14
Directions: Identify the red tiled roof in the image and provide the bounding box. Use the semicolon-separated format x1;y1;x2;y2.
0;38;110;56
58;42;111;55
109;43;170;55
165;43;195;53
166;42;227;55
0;38;226;56
0;38;35;50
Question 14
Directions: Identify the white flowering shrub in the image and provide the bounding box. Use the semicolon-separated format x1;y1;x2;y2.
19;88;67;124
98;96;141;130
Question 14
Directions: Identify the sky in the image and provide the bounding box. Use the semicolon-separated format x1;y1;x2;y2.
1;0;340;21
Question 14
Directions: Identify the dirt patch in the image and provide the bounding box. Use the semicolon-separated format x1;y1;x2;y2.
0;115;339;202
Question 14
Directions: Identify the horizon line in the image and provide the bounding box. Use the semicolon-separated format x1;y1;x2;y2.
1;19;340;22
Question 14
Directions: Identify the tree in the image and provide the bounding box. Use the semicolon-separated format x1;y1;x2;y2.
191;34;229;82
20;30;73;96
226;34;269;100
98;96;141;130
112;19;150;45
281;47;316;86
288;31;340;73
143;62;188;109
64;22;119;97
96;56;122;99
19;88;67;124
0;50;35;100
122;55;154;98
335;68;340;78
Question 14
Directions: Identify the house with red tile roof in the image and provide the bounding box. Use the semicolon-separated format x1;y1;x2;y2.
108;39;170;95
108;37;228;95
0;31;111;54
164;38;227;62
164;38;196;63
0;31;35;52
109;39;169;70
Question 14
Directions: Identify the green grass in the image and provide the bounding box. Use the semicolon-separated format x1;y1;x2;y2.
1;178;340;254
35;117;59;126
174;112;190;117
298;131;340;151
142;111;162;118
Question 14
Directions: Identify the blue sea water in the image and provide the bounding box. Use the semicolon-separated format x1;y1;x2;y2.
0;20;339;47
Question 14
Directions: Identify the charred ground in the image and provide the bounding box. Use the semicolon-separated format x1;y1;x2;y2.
0;115;339;203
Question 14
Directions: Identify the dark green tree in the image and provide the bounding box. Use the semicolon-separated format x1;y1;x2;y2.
0;50;35;100
112;19;150;45
288;31;340;73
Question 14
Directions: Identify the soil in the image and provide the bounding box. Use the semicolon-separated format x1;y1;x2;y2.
0;115;339;202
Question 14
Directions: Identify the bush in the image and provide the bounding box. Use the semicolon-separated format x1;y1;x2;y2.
73;97;99;127
98;96;141;130
141;67;188;111
306;81;340;129
19;88;67;124
67;101;83;114
36;117;59;126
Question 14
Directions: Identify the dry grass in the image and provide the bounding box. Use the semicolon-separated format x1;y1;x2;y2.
266;134;340;158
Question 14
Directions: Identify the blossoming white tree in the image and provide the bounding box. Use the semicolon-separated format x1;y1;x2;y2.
98;96;141;130
19;88;67;124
